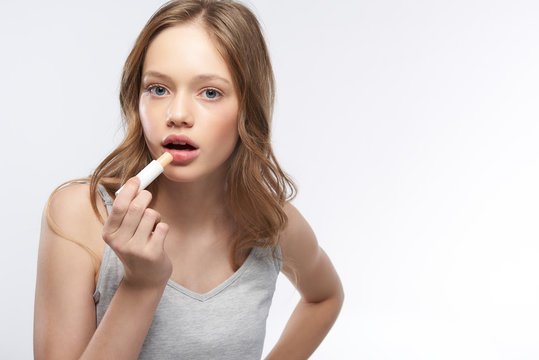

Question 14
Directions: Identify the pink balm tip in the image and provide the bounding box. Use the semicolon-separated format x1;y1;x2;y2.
157;152;173;168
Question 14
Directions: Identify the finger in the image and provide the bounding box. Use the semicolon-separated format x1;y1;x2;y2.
104;177;141;234
114;190;153;242
129;208;162;246
148;222;169;253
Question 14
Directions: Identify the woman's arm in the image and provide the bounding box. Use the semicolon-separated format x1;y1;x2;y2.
34;180;171;360
265;204;344;360
34;183;103;359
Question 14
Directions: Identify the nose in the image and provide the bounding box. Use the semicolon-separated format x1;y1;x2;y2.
166;92;194;128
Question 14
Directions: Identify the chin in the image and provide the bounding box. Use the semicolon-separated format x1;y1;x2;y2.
161;167;227;185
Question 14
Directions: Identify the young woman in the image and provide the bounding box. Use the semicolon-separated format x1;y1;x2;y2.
34;0;343;358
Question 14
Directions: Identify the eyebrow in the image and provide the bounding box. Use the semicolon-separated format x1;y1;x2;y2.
142;71;173;83
142;71;231;85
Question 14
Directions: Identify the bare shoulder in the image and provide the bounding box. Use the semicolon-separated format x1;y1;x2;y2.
35;182;108;357
279;203;343;303
279;203;319;269
281;203;316;239
47;182;105;234
42;182;107;278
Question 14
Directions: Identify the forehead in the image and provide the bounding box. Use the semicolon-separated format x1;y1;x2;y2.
143;23;231;81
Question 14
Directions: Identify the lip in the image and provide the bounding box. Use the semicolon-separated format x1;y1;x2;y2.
162;134;200;164
163;134;199;149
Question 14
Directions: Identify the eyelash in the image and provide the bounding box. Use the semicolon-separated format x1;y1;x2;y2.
145;85;223;101
146;84;169;97
200;88;223;100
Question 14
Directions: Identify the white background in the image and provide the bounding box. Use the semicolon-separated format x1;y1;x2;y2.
1;0;538;359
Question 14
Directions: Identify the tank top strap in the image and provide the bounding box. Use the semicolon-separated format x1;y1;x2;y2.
93;183;115;305
96;184;113;215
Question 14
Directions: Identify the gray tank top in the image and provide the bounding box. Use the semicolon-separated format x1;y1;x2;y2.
93;185;281;359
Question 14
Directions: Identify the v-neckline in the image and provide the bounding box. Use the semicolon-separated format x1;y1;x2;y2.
165;248;257;302
97;185;259;302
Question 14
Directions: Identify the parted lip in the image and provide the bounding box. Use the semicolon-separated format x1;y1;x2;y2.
162;134;199;149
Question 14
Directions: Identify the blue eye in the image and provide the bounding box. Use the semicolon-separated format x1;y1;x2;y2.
202;88;221;99
149;85;168;96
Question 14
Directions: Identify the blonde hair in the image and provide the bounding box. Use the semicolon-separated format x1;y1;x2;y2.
48;0;296;273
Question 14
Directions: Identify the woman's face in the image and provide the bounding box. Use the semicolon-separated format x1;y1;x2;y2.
139;22;239;184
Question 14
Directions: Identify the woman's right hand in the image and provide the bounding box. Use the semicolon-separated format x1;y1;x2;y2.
102;177;172;289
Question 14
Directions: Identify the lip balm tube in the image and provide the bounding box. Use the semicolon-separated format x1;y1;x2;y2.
115;152;173;197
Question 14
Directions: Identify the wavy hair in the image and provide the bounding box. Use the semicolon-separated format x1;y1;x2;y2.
48;0;296;273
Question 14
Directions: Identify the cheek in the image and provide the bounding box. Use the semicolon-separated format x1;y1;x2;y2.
216;106;239;146
201;105;238;160
139;95;160;141
139;96;150;128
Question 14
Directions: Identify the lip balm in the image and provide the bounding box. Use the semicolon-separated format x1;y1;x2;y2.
115;152;173;196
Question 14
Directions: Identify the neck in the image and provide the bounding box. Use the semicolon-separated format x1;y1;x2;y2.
151;174;234;241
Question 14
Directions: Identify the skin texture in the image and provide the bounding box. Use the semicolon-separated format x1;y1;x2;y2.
34;22;343;360
139;23;240;185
